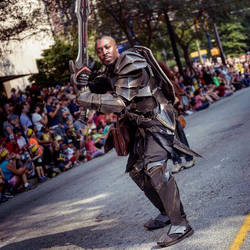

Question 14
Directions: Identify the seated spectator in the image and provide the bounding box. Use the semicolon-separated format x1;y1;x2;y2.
45;96;61;129
85;134;104;161
0;168;8;203
95;113;106;128
6;134;25;169
62;140;76;166
103;118;113;136
241;73;250;88
0;149;30;191
53;136;73;171
39;127;54;166
29;145;47;182
15;127;28;152
31;104;48;134
3;115;14;139
193;89;210;111
212;72;221;86
27;128;43;156
92;127;106;149
68;98;81;119
215;83;234;97
200;87;214;103
20;150;35;179
20;102;32;132
6;134;21;155
206;85;220;101
9;114;22;132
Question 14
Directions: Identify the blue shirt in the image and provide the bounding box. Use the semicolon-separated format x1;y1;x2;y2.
20;113;32;130
46;105;60;127
0;160;13;181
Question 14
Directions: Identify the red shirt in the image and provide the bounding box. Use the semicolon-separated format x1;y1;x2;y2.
96;114;106;127
6;141;21;154
215;85;225;97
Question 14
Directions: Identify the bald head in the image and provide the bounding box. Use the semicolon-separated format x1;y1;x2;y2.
95;36;119;65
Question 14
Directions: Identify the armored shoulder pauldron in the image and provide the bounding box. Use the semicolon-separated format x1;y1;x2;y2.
113;51;155;101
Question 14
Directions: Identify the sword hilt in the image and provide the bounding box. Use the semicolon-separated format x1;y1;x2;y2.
69;60;91;96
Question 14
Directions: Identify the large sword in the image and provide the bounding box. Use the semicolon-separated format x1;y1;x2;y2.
69;0;91;95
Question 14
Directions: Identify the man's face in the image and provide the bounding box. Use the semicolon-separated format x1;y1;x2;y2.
96;37;119;65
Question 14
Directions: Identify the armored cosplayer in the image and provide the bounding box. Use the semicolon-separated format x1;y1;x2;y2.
70;34;201;247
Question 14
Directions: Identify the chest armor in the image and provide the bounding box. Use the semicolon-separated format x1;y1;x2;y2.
111;50;175;131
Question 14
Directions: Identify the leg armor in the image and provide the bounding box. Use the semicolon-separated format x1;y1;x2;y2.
129;164;166;215
145;165;187;226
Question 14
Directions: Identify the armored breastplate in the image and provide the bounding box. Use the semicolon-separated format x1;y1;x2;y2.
112;50;176;131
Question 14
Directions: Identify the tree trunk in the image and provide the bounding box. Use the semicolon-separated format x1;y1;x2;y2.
182;46;193;70
164;11;184;77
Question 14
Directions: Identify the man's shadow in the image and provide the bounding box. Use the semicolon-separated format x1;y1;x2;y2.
1;223;145;250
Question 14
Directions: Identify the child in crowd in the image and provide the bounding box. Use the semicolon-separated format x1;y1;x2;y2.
39;127;54;166
63;139;78;165
53;136;73;171
29;144;47;182
193;89;210;111
85;133;104;161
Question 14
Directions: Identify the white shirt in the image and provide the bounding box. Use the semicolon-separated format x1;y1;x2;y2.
17;136;27;149
32;113;43;131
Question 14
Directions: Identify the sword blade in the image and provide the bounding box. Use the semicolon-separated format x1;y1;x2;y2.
75;0;90;69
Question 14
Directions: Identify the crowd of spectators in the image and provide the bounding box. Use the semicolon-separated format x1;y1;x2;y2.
168;54;250;116
0;82;116;203
0;53;249;204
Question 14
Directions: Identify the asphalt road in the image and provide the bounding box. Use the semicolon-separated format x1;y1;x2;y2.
0;88;250;250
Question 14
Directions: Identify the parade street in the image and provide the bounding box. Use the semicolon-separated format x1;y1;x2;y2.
0;88;249;250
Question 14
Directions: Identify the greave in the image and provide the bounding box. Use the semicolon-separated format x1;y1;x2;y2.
129;167;166;215
146;165;187;226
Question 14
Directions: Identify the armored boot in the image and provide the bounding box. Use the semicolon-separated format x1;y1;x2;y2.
145;165;193;247
129;166;170;230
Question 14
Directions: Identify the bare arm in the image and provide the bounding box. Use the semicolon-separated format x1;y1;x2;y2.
7;160;26;176
48;104;60;119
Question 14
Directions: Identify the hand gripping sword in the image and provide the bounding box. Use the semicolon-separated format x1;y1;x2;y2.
69;0;91;95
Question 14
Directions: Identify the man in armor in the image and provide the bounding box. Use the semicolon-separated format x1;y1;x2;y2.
76;36;195;247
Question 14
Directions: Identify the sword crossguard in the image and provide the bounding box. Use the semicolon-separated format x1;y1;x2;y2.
69;60;91;96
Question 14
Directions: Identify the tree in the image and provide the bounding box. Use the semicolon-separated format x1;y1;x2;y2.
29;38;75;87
218;21;247;56
241;13;250;51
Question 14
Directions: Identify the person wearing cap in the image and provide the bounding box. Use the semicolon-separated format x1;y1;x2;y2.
53;135;69;171
62;140;77;165
29;145;47;182
6;134;21;155
0;149;30;191
27;129;43;156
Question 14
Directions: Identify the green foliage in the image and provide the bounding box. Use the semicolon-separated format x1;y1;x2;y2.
218;21;248;56
241;13;250;51
29;38;75;87
29;30;100;87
